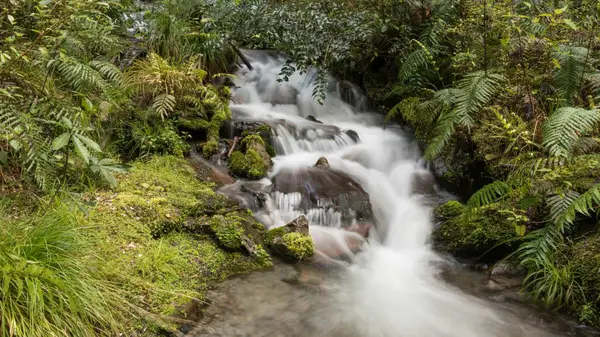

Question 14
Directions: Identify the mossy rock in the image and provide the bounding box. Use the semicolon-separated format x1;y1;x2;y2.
265;215;314;263
228;133;272;180
208;211;272;266
568;234;600;327
432;201;518;261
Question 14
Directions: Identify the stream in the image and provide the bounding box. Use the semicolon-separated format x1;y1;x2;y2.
188;50;599;337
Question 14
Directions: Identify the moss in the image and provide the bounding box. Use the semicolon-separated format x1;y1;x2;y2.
432;201;518;260
245;149;268;179
266;144;276;157
202;140;219;157
568;234;600;327
281;232;314;261
209;214;245;249
265;225;314;262
177;117;209;131
265;226;287;245
253;244;273;267
241;124;272;143
241;134;265;150
86;155;269;334
228;149;269;180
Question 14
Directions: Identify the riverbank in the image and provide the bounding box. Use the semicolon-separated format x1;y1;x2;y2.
0;155;274;336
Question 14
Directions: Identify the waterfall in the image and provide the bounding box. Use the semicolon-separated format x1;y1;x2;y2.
220;50;563;337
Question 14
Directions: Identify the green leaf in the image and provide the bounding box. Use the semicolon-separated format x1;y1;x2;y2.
515;224;526;237
73;137;90;164
554;6;567;15
562;19;577;30
7;15;15;25
81;97;94;113
60;117;73;130
74;134;102;153
9;139;21;151
51;132;71;151
0;150;7;165
100;169;117;187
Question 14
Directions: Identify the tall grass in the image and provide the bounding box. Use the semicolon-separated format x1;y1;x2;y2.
0;203;127;337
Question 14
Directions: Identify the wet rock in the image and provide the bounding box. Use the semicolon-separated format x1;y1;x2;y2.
345;129;360;143
306;115;323;124
432;201;518;261
266;216;314;263
209;211;272;266
271;164;374;226
314;157;330;168
411;170;436;195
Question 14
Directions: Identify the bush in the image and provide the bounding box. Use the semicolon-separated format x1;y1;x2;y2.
0;205;126;337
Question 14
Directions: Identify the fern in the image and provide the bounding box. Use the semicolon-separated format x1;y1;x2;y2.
90;61;123;85
547;190;580;223
542;107;600;158
424;72;505;159
466;181;512;209
151;94;176;120
55;57;107;92
555;47;589;105
554;183;600;232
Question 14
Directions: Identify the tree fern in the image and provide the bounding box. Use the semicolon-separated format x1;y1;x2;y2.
542;107;600;158
54;57;107;92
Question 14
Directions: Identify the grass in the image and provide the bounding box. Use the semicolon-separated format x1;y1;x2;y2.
0;201;127;337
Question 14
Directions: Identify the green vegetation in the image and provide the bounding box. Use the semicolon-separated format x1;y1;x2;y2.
265;225;314;262
3;0;600;333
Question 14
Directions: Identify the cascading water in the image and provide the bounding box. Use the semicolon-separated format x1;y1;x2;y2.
208;50;587;337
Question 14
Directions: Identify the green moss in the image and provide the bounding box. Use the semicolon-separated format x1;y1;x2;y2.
568;234;600;327
241;134;265;150
281;232;314;261
265;226;287;245
209;214;245;249
432;201;518;259
228;149;268;180
202;140;219;157
254;244;273;267
86;155;269;334
177;117;209;131
266;144;276;157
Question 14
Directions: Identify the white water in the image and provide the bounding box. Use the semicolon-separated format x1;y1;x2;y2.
228;51;561;337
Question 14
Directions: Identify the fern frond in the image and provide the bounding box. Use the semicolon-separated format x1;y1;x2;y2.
547;190;580;223
56;58;107;92
151;94;176;120
453;71;506;128
90;61;123;85
466;181;512;208
398;46;434;83
555;47;589;105
555;183;600;232
542;107;600;157
424;107;459;159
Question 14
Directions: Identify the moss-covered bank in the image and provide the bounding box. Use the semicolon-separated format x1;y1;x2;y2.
85;155;271;335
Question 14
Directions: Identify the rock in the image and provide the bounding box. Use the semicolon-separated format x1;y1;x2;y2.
228;134;272;180
411;170;436;195
432;201;519;261
266;215;314;262
314;157;329;168
209;211;272;266
345;129;360;143
271;166;374;226
306;115;323;124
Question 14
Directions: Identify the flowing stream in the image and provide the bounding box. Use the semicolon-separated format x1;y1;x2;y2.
189;50;597;337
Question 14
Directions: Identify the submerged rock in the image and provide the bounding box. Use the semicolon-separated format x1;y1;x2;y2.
266;215;314;262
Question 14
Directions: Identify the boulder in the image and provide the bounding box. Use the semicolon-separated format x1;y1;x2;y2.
271;158;374;226
266;215;314;262
345;129;360;143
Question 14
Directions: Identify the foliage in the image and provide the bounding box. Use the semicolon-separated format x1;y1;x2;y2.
0;204;126;337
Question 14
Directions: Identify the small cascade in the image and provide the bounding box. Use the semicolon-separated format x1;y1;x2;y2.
213;50;576;337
